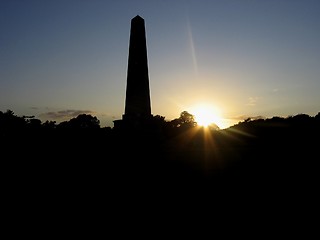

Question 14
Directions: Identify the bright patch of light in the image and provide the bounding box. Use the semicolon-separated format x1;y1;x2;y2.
191;104;222;128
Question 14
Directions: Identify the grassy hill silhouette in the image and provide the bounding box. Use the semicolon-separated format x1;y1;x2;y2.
2;110;319;193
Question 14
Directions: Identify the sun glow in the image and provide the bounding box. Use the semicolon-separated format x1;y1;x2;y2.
191;104;223;128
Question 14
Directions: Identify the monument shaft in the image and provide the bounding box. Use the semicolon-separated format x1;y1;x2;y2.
124;15;151;120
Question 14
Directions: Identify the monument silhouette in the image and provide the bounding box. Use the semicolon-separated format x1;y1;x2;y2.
114;15;153;130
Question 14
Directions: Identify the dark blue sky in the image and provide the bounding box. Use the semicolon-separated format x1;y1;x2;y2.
1;0;320;128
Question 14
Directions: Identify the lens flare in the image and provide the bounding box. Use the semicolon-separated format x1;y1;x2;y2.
191;104;222;128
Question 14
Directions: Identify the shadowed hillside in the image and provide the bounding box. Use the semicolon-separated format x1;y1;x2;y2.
2;109;319;228
2;110;319;194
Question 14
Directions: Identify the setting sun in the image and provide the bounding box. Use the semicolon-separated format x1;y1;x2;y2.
190;104;222;128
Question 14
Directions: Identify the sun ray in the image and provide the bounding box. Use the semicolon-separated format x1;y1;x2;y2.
186;17;198;78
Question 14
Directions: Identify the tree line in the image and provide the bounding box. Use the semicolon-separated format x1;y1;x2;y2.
2;108;319;199
1;108;319;137
0;109;205;136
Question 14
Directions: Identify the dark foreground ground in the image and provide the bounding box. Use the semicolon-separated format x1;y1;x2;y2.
4;122;318;193
2;121;319;233
2;114;319;235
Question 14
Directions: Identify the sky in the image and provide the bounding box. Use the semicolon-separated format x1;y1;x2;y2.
1;0;320;129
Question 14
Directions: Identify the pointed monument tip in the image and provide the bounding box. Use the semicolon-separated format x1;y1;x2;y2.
133;15;144;20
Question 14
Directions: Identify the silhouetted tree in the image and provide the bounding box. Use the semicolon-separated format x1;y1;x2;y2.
207;123;220;131
269;116;285;122
27;118;42;129
315;112;320;122
58;114;100;129
180;111;196;126
42;120;57;129
291;113;311;122
244;117;251;123
0;109;27;132
165;111;197;138
169;111;196;129
153;114;165;123
168;118;181;128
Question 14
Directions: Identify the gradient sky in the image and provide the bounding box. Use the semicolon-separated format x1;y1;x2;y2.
1;0;320;129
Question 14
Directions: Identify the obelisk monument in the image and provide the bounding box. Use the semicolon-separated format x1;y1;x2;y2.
123;15;152;120
121;15;152;127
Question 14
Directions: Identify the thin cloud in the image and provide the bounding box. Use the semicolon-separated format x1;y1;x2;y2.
39;109;95;121
232;115;265;121
246;97;259;106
